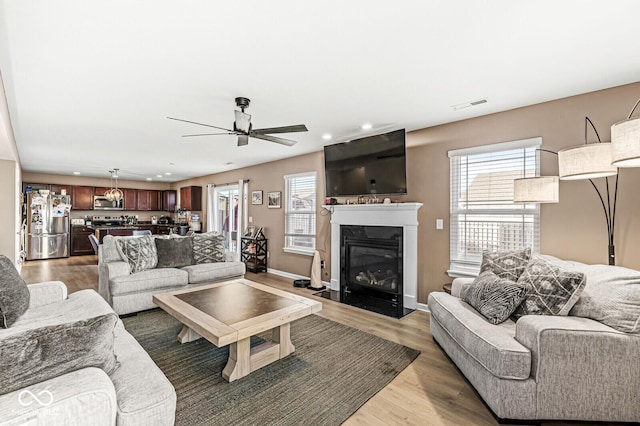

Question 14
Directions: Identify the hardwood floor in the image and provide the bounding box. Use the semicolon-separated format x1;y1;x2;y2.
20;256;616;426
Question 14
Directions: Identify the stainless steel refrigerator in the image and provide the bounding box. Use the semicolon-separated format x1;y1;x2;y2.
26;193;72;260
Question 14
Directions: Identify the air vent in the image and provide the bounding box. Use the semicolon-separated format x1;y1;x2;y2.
451;97;488;110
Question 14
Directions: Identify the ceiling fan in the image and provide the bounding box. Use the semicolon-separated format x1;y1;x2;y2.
167;97;308;147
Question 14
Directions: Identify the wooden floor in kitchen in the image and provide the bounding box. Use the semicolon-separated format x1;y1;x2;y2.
20;256;617;426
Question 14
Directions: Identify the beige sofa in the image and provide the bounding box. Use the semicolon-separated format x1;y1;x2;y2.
428;255;640;423
0;280;176;426
98;234;245;315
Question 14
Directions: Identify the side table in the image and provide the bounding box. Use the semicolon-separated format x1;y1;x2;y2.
442;283;452;294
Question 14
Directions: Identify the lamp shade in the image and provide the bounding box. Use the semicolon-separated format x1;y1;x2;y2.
558;143;617;180
611;116;640;167
513;176;559;203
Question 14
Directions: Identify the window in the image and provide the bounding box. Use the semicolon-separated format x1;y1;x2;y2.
284;172;317;255
448;138;541;277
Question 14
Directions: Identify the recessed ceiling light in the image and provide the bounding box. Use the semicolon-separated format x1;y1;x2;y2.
169;162;176;166
157;174;163;178
165;172;171;175
73;171;80;175
322;134;332;141
361;123;372;130
146;178;152;181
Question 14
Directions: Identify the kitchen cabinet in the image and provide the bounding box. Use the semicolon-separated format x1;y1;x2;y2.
162;190;177;212
93;187;110;198
136;190;161;211
180;186;202;211
71;226;95;256
124;189;137;211
50;184;72;196
72;186;94;210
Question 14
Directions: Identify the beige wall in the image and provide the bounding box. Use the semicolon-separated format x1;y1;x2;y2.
170;152;328;279
407;81;640;303
172;81;640;305
19;82;640;304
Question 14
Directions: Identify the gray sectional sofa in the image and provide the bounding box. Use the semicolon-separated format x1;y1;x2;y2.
0;280;176;425
428;255;640;423
99;233;245;315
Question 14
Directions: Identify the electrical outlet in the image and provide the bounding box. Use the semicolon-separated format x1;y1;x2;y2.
436;219;444;230
267;251;270;258
249;216;253;223
320;260;325;269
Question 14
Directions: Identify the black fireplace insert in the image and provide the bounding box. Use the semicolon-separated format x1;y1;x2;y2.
340;225;405;318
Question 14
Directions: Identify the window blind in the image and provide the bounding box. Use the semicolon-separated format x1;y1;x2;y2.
284;172;317;254
449;138;541;277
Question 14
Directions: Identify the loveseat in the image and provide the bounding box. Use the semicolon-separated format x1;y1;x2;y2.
428;254;640;423
99;233;245;315
0;276;176;425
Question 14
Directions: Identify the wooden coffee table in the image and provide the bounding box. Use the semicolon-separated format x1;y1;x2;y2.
152;279;322;382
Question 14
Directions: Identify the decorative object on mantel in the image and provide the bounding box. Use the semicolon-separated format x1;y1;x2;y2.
105;168;123;202
513;118;618;265
267;191;281;209
611;97;640;167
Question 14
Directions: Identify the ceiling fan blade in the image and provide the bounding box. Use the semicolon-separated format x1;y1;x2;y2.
167;117;234;132
234;111;252;133
251;134;297;147
181;132;236;137
251;124;308;135
237;134;249;146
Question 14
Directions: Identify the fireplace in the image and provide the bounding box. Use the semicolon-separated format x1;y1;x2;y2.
340;225;404;318
324;202;422;315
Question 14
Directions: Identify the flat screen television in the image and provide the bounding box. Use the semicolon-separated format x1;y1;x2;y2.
324;129;407;197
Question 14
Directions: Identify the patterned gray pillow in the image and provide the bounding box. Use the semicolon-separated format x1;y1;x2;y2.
0;255;31;328
116;235;158;273
480;248;532;281
192;232;226;264
512;255;586;320
0;313;118;394
462;271;529;324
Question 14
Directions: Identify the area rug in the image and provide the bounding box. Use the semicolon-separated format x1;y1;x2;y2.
123;309;419;425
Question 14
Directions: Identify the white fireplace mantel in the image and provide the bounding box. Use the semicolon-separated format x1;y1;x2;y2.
323;203;423;310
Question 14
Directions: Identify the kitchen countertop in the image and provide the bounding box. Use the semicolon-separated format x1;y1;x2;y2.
77;223;188;230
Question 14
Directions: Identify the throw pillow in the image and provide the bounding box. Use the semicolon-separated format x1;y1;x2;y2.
569;264;640;334
511;255;586;320
192;232;226;264
116;235;158;273
155;237;193;268
0;313;119;394
480;248;532;281
0;255;31;328
461;271;529;324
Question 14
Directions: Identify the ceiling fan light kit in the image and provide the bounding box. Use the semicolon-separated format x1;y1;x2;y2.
168;97;308;147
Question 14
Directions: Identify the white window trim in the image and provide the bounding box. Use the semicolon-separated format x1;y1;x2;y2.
283;171;317;255
448;137;542;277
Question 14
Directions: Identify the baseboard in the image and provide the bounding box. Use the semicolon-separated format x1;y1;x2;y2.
266;268;331;288
416;302;429;313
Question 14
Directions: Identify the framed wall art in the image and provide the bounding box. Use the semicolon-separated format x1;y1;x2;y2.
251;190;263;205
267;191;281;209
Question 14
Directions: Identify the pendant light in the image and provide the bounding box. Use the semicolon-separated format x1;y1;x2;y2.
105;169;123;202
611;98;640;167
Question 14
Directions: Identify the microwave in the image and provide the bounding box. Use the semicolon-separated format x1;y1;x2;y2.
93;196;124;210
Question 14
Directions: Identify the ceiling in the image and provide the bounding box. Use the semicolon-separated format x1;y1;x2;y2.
2;0;640;183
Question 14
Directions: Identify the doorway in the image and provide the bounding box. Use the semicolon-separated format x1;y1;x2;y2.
213;185;240;251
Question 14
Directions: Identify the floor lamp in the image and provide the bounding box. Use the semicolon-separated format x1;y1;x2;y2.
514;118;619;265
